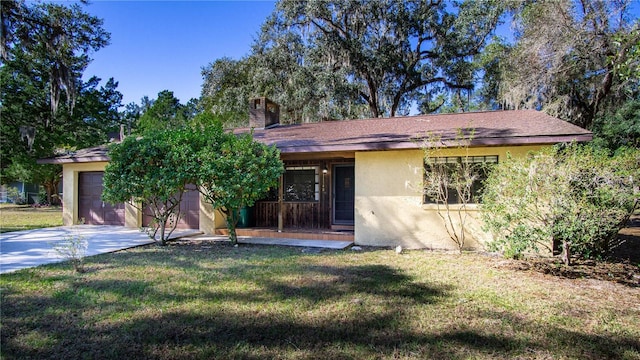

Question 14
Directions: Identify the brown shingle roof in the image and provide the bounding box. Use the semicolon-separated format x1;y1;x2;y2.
39;110;591;164
245;110;592;154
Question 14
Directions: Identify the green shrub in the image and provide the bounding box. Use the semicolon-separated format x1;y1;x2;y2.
482;144;639;265
51;230;88;273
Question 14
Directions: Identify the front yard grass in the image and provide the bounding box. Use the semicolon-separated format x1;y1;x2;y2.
1;240;639;359
0;204;62;233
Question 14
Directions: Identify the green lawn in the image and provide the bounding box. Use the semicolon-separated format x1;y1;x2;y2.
0;204;62;233
1;241;638;359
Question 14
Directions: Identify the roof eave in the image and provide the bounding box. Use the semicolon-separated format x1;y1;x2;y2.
37;156;111;165
276;133;593;154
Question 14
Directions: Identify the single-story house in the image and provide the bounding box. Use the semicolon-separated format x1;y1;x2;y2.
0;182;40;204
39;98;592;250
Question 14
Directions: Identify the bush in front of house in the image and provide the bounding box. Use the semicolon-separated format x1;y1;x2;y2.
481;144;639;265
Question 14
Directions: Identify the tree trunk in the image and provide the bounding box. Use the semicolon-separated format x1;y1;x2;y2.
159;217;166;246
43;178;60;205
561;241;572;266
225;208;239;245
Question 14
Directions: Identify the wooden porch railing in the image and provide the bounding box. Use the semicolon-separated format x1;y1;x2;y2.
254;201;326;229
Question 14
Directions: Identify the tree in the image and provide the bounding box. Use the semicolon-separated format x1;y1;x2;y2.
201;0;506;124
482;144;639;265
136;90;200;133
591;99;640;150
0;0;113;203
201;57;254;127
422;130;494;252
495;0;640;129
102;129;194;245
1;52;122;204
1;0;110;115
193;117;283;244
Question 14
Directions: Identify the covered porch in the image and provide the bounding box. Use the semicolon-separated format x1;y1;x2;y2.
231;155;356;241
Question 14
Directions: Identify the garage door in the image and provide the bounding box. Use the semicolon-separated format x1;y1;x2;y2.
142;185;199;229
78;172;125;225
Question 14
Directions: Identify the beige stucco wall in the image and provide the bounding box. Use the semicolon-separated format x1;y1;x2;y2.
354;145;546;250
199;200;226;234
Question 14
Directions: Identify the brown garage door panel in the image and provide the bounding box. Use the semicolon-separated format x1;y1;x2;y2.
78;172;125;226
142;186;200;229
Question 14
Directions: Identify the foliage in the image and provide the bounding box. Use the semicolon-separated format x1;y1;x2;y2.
0;50;122;203
51;226;88;273
193;119;283;244
103;112;283;245
5;187;24;205
0;1;116;204
422;129;494;252
201;0;506;123
102;129;194;245
200;57;254;127
591;98;640;150
136;90;198;133
482;144;639;265
493;0;639;129
1;0;110;114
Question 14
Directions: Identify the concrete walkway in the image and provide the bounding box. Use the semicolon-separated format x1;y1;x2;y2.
191;234;353;249
0;226;200;274
1;227;353;274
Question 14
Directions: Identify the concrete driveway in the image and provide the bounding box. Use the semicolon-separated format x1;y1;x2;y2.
0;226;196;274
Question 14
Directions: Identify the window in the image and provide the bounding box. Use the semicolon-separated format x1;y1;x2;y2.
424;156;497;204
258;166;320;202
284;167;319;201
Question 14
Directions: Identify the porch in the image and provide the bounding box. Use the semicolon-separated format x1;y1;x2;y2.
224;157;356;243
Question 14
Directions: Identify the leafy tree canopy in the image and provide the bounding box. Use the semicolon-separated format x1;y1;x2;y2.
490;0;639;129
1;0;110;114
103;128;195;244
482;144;639;265
195;125;284;244
201;0;506;124
0;0;115;204
103;113;283;245
136;90;200;132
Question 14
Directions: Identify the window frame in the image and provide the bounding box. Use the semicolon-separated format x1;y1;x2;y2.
423;155;498;205
282;166;320;202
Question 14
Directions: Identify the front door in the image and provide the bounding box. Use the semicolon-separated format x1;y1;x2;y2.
333;164;355;225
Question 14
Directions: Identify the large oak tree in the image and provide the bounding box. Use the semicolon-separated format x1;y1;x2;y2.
1;0;115;203
494;0;639;130
201;0;505;123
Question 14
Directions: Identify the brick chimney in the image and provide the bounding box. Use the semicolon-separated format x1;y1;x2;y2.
249;97;280;129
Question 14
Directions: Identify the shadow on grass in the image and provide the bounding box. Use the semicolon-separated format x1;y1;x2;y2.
2;244;639;359
260;264;444;304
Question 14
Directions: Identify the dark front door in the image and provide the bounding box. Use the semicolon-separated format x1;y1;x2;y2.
333;165;355;225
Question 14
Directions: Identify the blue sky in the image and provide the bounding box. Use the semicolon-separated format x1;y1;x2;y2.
83;1;277;106
81;0;639;108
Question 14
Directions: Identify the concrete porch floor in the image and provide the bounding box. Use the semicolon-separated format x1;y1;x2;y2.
215;227;354;242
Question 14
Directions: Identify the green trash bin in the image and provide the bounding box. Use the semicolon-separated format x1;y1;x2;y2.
238;206;254;228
